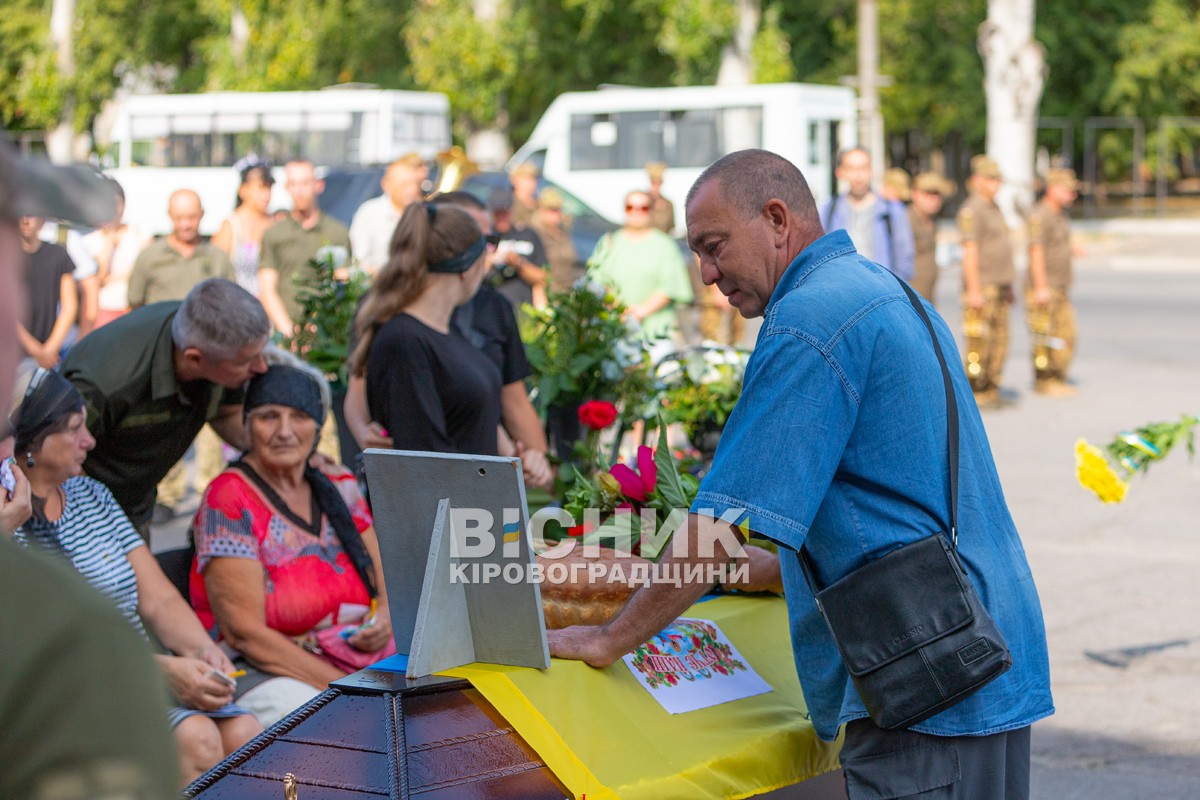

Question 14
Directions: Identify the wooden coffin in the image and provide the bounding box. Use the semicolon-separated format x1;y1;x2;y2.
184;668;847;800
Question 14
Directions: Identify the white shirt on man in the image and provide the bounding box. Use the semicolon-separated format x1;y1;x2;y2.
348;194;401;273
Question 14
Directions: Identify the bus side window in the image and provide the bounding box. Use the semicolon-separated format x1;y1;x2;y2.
616;111;663;169
571;114;616;170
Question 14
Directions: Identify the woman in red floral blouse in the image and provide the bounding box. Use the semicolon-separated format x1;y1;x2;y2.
191;364;395;726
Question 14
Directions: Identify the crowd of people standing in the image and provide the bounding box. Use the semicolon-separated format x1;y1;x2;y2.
3;139;1079;794
820;146;1082;408
2;148;705;785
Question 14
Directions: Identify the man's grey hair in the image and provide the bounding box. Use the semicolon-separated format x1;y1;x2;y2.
172;278;270;360
687;149;820;225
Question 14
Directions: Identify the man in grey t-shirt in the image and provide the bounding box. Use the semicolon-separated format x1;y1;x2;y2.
819;147;914;280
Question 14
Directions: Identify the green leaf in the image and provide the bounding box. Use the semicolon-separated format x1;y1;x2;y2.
653;412;691;512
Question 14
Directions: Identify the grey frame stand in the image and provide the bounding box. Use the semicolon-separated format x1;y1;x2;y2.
363;449;549;679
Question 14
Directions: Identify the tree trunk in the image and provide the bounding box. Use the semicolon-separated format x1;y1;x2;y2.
716;0;759;86
46;0;76;163
231;2;250;69
857;0;884;188
978;0;1046;225
467;0;510;169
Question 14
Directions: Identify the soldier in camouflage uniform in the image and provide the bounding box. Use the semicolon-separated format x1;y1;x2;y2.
956;155;1014;408
909;172;952;303
1026;168;1080;396
646;161;677;235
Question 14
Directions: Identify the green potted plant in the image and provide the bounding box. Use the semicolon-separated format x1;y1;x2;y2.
658;345;749;459
285;247;369;464
521;279;658;462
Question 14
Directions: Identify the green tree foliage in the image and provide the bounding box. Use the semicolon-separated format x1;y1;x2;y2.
657;0;737;86
1;0;169;134
752;4;797;83
5;0;1200;168
1104;0;1200;178
505;0;675;145
1036;0;1153;174
772;0;988;149
878;0;987;144
773;0;853;84
1106;0;1200;120
404;0;520;139
197;0;412;91
0;2;60;130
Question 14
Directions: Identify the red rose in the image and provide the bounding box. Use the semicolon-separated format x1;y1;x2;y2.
567;521;595;538
578;400;618;431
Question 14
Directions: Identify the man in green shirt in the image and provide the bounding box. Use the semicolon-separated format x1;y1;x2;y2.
127;189;233;307
258;158;352;336
61;278;270;531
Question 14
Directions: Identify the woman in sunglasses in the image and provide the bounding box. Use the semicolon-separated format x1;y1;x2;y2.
587;188;694;353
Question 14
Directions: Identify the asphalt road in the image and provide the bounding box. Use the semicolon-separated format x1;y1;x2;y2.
932;221;1200;799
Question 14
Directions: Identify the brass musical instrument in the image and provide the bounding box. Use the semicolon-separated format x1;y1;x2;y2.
1028;295;1066;375
962;306;988;385
431;146;479;194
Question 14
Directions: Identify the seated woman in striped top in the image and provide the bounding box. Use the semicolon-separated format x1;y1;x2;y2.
4;367;260;787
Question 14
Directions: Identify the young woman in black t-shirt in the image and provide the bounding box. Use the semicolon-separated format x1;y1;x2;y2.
350;202;502;456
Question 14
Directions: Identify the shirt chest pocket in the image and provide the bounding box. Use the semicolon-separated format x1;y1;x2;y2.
118;410;173;429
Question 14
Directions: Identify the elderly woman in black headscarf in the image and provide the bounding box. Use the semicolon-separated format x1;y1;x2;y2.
4;367;260;786
189;364;394;727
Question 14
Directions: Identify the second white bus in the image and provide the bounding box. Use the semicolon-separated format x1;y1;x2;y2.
508;82;857;231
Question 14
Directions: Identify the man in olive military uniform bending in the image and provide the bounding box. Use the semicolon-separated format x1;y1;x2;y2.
1026;168;1081;396
956;155;1015;408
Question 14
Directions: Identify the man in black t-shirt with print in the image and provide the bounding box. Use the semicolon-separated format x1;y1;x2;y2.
16;215;77;369
488;191;549;311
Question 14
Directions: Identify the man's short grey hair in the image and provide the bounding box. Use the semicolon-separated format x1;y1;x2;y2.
687;149;819;225
172;278;270;360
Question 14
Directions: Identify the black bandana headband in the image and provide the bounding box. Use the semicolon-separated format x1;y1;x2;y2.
428;235;487;274
243;365;325;426
6;368;84;448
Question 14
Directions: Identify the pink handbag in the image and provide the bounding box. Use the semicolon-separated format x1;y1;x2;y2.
307;624;397;673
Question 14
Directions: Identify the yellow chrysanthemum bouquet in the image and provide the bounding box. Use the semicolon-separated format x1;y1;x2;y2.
1075;414;1197;503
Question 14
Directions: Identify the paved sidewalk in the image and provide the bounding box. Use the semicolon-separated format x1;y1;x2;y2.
934;236;1200;798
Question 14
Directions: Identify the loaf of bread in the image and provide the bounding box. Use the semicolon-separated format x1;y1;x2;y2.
536;542;650;629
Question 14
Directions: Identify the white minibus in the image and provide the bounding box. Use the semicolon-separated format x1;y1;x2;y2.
508;83;857;231
105;88;450;235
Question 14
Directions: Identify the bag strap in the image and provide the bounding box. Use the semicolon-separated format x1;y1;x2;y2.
892;275;959;549
798;275;961;596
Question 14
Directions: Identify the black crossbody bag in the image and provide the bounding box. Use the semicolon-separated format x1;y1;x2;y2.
798;277;1012;730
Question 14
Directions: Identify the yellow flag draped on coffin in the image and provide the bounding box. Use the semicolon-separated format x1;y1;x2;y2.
445;595;842;800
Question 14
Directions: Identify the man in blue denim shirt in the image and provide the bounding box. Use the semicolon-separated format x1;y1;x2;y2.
820;147;915;281
549;149;1053;799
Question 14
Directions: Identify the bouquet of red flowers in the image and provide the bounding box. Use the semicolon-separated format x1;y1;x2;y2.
559;413;700;560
